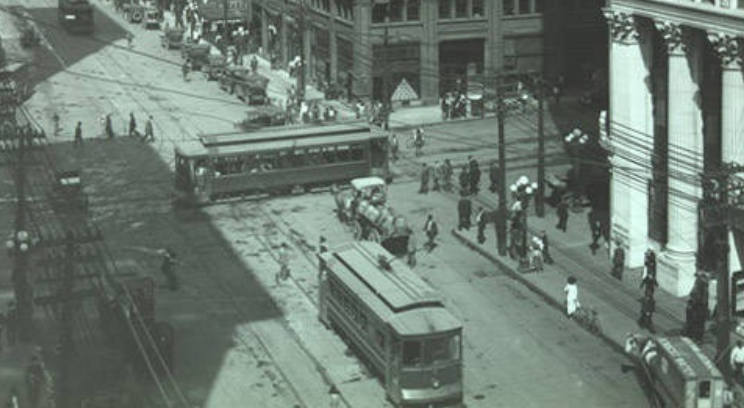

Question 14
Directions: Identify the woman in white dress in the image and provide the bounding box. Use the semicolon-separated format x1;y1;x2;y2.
564;276;580;317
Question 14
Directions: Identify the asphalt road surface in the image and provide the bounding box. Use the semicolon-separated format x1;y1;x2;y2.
7;1;648;407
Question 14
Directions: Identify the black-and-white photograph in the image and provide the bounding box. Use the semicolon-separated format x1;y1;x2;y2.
0;0;742;407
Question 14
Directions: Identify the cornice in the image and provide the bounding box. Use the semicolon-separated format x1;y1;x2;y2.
609;0;744;35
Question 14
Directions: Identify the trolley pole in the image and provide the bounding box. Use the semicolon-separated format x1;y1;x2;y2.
496;72;508;257
536;74;545;218
12;124;34;342
223;0;229;54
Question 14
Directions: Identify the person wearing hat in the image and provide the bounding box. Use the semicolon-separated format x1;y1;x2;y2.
564;276;580;317
611;241;626;280
476;206;488;244
329;385;341;408
5;300;17;347
457;191;472;231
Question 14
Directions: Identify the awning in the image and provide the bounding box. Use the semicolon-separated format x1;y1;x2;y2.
196;1;245;21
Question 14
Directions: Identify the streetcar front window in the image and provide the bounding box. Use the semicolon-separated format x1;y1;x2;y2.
423;334;460;364
402;341;422;366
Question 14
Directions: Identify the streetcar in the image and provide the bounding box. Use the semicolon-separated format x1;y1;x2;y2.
198;122;371;147
174;124;389;203
58;0;94;34
318;242;464;408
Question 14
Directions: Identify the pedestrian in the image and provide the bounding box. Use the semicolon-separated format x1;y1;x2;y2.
732;341;744;385
129;112;137;137
556;195;569;232
389;133;399;161
73;121;83;146
442;159;453;192
611;242;625;280
329;385;341;408
5;386;19;408
588;213;602;255
476;206;487;244
530;235;544;272
457;191;472;231
127;32;134;48
458;164;470;194
468;156;481;195
640;273;659;299
105;113;114;138
638;293;656;332
419;163;429;194
423;214;439;252
25;354;46;408
643;249;657;279
564;276;580;318
160;248;179;290
413;127;424;157
723;383;736;408
144;116;155;142
488;159;499;193
182;58;191;81
275;243;291;285
317;235;329;275
431;161;441;191
5;301;17;347
406;229;417;267
539;230;553;264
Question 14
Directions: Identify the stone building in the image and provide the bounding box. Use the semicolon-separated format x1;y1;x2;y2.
603;0;744;296
244;0;551;104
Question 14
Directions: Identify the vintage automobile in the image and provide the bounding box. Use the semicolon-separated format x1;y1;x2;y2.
160;27;185;49
127;4;144;24
625;335;726;408
181;41;211;71
142;7;160;30
219;67;269;105
204;54;227;81
333;177;409;256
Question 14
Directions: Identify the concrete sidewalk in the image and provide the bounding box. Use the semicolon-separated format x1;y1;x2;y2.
450;197;736;398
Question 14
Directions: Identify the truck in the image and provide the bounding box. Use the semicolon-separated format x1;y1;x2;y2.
218;67;269;105
160;27;185;49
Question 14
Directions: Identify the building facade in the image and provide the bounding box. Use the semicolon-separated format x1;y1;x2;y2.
603;0;744;296
245;0;548;104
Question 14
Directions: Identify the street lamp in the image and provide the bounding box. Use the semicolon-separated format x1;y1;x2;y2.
510;176;538;270
6;230;32;256
564;128;589;201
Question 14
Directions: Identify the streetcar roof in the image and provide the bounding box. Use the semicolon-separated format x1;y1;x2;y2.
390;307;462;337
325;241;441;307
176;130;381;159
199;122;377;147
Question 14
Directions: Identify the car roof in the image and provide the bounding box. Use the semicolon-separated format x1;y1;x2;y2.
351;177;386;190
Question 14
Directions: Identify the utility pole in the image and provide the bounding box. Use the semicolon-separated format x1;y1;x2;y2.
223;0;229;55
536;74;545;217
382;1;391;117
58;239;77;408
496;72;508;256
297;0;307;102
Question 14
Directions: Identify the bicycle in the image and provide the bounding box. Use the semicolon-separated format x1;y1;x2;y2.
573;306;602;334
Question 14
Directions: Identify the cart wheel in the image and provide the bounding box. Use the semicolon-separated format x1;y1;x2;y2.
351;221;363;240
367;229;381;243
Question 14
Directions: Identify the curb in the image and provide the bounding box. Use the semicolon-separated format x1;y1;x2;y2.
451;228;627;356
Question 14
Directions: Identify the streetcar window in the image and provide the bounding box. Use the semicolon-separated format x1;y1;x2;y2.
350;145;365;161
698;381;711;399
423;335;460;364
402;341;422;366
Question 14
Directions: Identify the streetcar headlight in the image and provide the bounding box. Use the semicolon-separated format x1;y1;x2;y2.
431;378;440;389
65;14;76;20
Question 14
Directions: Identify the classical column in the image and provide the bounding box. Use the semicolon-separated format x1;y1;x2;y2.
657;21;704;296
280;15;289;66
708;32;744;273
604;9;653;268
260;7;268;54
303;25;313;82
484;0;504;76
329;15;338;84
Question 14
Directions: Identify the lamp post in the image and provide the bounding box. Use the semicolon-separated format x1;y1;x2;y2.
510;176;538;270
564;128;589;199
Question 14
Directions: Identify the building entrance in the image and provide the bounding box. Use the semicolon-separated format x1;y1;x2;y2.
439;39;484;95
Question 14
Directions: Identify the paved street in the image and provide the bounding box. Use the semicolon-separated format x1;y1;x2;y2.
0;1;655;408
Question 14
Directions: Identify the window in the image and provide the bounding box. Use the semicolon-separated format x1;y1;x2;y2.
519;0;530;14
439;0;452;19
375;331;386;350
534;0;543;13
390;0;404;22
503;0;515;16
422;335;460;364
372;3;388;23
406;0;420;21
403;341;422;366
699;381;711;399
472;0;484;17
455;0;467;17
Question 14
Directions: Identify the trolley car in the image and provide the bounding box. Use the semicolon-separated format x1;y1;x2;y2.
174;124;389;203
319;242;463;408
58;0;94;34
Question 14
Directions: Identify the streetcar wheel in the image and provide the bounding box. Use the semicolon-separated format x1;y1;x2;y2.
367;229;381;243
351;221;363;240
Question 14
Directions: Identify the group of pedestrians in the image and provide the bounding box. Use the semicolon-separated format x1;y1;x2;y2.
68;112;156;146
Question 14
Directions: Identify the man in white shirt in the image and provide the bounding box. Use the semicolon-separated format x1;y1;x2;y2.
731;341;744;384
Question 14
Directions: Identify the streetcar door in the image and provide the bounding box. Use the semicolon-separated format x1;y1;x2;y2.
386;334;402;404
